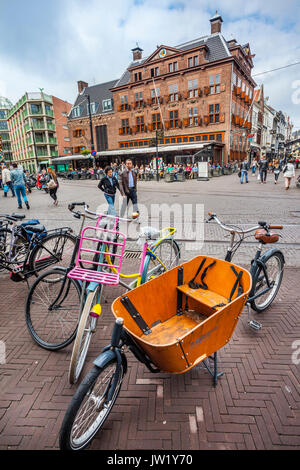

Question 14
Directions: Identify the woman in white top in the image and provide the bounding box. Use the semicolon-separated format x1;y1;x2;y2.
282;158;295;190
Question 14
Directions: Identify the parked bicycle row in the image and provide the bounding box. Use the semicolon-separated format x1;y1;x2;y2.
0;196;285;450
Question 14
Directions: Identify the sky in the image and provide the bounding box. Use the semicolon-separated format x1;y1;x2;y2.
1;0;300;130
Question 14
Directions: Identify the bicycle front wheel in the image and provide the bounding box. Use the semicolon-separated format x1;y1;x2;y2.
250;251;284;312
60;361;124;450
29;231;76;275
68;284;104;385
141;238;180;283
25;267;82;350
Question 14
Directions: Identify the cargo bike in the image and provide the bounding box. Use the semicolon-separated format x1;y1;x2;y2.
59;254;252;450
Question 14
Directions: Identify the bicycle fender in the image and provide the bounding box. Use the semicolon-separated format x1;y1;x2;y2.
259;248;285;265
93;349;117;369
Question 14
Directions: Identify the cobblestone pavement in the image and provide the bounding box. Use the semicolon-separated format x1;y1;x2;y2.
0;172;299;450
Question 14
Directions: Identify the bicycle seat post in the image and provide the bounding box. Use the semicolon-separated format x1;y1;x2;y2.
111;318;124;348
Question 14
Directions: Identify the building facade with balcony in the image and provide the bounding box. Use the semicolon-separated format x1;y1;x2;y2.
7;92;72;171
64;12;255;168
0;96;13;163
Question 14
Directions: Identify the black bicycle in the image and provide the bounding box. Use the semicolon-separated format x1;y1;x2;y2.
206;212;284;328
0;212;76;283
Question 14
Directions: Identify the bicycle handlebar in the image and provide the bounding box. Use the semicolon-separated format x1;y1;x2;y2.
206;212;283;234
68;202;135;223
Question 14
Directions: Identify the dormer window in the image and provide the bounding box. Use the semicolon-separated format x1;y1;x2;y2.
72;105;82;118
102;99;112;112
89;102;99;114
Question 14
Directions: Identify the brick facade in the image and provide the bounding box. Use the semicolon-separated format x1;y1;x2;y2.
67;14;255;166
52;96;72;157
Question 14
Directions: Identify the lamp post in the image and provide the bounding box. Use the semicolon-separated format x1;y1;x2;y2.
84;93;96;169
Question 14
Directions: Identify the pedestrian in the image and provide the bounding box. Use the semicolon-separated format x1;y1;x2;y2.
119;159;139;217
98;166;121;216
10;163;30;209
47;167;59;205
251;158;257;176
282;157;295;190
1;164;15;197
273;159;281;184
258;156;268;184
240;159;249;184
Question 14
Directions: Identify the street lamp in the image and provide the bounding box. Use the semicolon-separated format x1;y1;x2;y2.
84;93;96;169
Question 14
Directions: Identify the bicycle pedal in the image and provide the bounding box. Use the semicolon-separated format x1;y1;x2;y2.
249;320;262;331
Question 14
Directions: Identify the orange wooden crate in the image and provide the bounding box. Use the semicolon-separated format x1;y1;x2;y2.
112;256;252;374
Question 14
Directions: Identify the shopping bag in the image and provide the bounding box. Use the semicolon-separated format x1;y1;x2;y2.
257;173;261;181
3;184;9;193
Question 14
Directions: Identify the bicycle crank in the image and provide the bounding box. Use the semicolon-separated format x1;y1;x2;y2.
246;304;262;330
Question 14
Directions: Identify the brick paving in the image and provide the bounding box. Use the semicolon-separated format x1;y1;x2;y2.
0;172;299;450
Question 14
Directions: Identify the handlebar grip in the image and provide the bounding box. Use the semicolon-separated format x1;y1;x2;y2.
111;318;124;348
208;211;213;216
72;202;86;206
269;225;283;230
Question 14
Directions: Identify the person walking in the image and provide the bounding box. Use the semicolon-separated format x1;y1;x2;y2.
1;164;15;198
10;163;30;209
98;166;121;216
119;159;139;217
47;167;59;205
251;158;257;176
259;156;268;184
240;159;249;184
282;157;295;190
273;159;281;184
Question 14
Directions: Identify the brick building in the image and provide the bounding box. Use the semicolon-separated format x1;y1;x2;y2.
63;12;256;169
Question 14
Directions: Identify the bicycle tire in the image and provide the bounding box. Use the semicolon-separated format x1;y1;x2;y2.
29;231;76;275
25;267;82;350
68;285;103;385
141;238;180;284
0;228;28;267
60;361;124;450
250;251;284;312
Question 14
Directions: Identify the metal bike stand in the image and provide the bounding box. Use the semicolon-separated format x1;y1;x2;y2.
201;352;224;387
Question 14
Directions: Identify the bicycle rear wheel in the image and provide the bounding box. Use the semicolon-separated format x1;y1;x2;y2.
141;238;180;283
29;232;76;275
25;267;81;350
250;251;284;312
60;361;124;450
68;284;104;384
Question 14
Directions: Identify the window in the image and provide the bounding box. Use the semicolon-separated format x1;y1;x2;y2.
61;112;68;117
188;107;199;126
209;104;220;123
0;110;6;119
73;129;85;138
209;134;215;141
188;56;199;67
102;99;112;112
135;91;143;107
121;118;130;134
237;77;241;87
152;113;161;131
209;74;221;94
169;110;179;128
134;71;142;81
232;71;237;85
168;62;178;73
150;67;159;77
136;116;144;132
72;106;82;118
64;137;70;141
0;121;8;129
169;84;179;101
64;148;71;153
188;79;199;98
151;88;160;104
121;95;128;105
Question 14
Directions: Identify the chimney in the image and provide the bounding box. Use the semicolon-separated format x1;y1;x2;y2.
77;80;88;94
131;46;143;61
209;11;223;34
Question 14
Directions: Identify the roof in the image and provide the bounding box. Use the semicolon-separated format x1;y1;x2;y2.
112;33;232;90
69;79;118;120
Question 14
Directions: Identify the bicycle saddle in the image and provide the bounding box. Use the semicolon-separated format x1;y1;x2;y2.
11;213;26;220
25;224;46;233
139;226;161;240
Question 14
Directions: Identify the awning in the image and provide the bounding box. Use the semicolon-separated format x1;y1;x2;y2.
51;154;91;163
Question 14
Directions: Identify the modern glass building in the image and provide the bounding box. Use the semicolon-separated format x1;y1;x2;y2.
0;96;13;163
7;92;58;172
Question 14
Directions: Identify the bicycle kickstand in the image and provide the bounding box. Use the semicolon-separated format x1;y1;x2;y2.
246;303;262;331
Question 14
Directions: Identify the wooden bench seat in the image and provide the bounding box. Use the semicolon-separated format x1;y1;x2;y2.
177;284;228;310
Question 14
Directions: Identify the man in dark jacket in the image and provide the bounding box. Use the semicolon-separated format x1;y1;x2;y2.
259;157;268;184
119;159;139;217
240;159;249;184
98;166;120;216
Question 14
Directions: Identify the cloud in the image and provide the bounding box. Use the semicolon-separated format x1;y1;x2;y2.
0;0;299;127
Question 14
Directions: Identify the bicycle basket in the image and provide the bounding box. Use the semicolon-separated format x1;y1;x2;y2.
68;225;126;285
